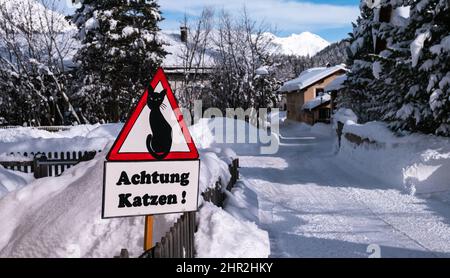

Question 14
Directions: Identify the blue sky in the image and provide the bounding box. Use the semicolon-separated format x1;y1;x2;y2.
58;0;360;42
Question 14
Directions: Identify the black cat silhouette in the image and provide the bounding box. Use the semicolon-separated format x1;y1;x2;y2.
146;88;172;160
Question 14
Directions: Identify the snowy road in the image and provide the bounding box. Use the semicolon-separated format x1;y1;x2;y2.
238;123;450;258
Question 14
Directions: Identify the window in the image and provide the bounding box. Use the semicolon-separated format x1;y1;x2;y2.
315;88;325;98
319;108;330;121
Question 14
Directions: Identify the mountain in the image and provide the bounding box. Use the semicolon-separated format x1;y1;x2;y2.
267;32;330;57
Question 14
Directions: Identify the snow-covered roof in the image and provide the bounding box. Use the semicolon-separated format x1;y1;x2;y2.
324;74;347;92
256;66;269;75
302;93;331;111
279;64;347;93
159;32;216;68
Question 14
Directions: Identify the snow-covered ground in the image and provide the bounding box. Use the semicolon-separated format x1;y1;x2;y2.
0;121;269;258
1;113;450;258
233;118;450;257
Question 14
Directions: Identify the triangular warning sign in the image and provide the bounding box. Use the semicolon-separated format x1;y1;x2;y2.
107;68;199;161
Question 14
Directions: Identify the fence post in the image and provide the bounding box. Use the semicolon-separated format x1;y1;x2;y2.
33;155;48;179
337;121;344;148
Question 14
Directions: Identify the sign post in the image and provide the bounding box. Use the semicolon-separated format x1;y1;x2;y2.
144;215;153;250
102;68;200;251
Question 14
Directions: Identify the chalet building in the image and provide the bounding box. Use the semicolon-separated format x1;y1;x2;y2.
160;27;214;102
278;64;347;125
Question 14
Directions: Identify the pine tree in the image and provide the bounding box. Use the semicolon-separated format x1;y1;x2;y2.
375;0;449;135
338;2;377;123
72;0;166;123
369;0;419;133
411;0;450;135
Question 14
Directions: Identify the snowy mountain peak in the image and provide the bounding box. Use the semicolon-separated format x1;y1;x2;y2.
268;32;330;57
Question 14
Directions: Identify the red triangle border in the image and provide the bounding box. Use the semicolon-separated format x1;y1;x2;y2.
106;68;199;161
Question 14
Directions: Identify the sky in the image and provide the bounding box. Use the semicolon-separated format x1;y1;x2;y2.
58;0;360;42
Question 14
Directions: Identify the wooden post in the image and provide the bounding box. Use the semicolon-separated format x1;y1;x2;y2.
144;215;153;251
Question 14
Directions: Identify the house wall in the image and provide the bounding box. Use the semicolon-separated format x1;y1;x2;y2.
285;70;345;123
286;92;304;121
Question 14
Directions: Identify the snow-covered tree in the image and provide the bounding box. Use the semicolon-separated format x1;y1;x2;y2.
338;1;377;123
209;8;279;111
372;0;449;135
0;0;80;126
175;8;214;112
72;0;166;123
339;0;449;136
407;0;449;135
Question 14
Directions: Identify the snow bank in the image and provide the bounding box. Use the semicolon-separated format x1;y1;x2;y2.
333;108;358;128
0;118;270;257
0;124;121;154
224;180;260;225
0;167;33;198
0;144;238;257
195;202;270;258
198;151;231;194
338;120;450;194
0;156;155;258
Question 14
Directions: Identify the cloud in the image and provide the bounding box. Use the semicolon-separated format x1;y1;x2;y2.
158;0;360;33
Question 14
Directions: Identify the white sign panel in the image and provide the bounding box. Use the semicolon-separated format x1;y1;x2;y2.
102;160;200;218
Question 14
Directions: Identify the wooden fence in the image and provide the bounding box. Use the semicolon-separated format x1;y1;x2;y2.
139;211;196;258
137;158;240;259
0;150;101;178
336;121;382;148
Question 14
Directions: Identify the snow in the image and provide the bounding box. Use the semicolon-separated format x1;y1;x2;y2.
302;93;331;110
0;124;125;155
2;112;450;257
0;167;33;198
161;30;329;68
350;37;364;55
391;6;410;27
343;121;403;144
372;61;382;79
364;0;381;9
333;108;358;128
279;64;347;93
255;66;269;76
122;26;138;37
411;31;430;67
338;117;450;194
238;116;450;257
429;90;443;111
324;74;347;92
430;35;450;54
198;151;231;194
195;202;269;258
159;31;215;68
310;123;333;136
265;32;330;57
0;119;269;258
224;180;261;225
85;17;99;32
0;0;73;32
